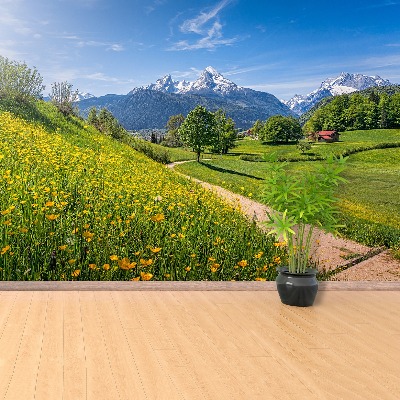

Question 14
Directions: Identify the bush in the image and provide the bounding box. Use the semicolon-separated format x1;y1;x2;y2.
126;137;171;164
0;56;44;101
297;139;312;154
239;154;265;162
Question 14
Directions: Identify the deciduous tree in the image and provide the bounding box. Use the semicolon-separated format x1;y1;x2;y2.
261;115;302;143
0;56;44;101
163;114;185;147
178;105;217;162
49;81;78;115
211;109;236;154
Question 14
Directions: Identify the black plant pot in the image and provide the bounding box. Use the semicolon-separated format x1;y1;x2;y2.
276;267;318;307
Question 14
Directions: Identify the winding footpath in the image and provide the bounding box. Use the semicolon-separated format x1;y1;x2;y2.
167;160;400;281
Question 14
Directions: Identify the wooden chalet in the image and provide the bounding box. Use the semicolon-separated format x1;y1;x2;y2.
318;130;340;142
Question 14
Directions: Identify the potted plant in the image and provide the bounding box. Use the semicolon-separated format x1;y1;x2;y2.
262;153;348;306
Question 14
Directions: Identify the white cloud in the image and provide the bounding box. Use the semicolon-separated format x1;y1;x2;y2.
71;38;125;52
180;0;230;34
168;0;237;51
107;44;124;52
145;0;167;15
84;72;135;85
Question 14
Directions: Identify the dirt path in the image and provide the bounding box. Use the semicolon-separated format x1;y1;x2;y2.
167;160;400;281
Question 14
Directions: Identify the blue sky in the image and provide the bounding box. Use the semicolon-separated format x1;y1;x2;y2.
1;0;399;100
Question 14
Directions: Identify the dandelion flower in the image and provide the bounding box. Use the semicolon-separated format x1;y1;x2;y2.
59;245;67;251
110;255;119;261
237;260;247;268
103;264;110;271
150;247;162;253
71;269;81;277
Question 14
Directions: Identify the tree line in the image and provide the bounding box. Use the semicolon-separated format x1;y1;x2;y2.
303;92;400;132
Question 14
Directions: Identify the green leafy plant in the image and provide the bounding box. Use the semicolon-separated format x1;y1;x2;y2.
262;153;348;273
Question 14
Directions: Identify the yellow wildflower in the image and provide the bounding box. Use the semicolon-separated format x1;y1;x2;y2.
118;258;137;270
150;213;165;222
45;214;59;221
237;260;247;268
140;272;153;281
273;256;281;264
45;201;55;207
83;231;94;239
71;269;81;277
150;247;162;253
103;264;110;271
68;259;76;265
1;245;11;255
110;255;119;261
59;245;67;251
210;263;220;272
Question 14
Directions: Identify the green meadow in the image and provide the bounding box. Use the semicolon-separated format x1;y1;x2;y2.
175;133;400;248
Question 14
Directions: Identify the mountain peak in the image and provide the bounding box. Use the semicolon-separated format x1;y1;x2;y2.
285;72;393;115
204;66;220;75
140;66;240;96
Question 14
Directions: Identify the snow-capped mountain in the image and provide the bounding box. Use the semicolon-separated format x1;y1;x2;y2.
139;66;243;96
75;91;96;101
285;72;393;115
80;67;294;130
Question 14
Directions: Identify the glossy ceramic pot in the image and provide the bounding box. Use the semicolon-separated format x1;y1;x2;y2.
276;267;318;307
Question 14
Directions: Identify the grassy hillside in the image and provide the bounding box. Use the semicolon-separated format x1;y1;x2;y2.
176;134;400;248
0;100;285;281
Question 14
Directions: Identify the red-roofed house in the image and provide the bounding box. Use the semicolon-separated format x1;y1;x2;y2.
313;130;340;142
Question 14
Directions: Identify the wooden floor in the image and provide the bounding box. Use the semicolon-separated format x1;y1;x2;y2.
0;285;399;399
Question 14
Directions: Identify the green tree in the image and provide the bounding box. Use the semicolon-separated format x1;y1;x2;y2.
163;114;185;147
251;119;264;140
178;105;217;162
89;107;126;140
389;94;400;127
0;56;44;101
49;81;78;115
211;109;236;155
87;107;99;129
261;115;303;143
379;93;389;128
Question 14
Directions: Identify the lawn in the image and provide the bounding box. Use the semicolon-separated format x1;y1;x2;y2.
175;132;400;248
